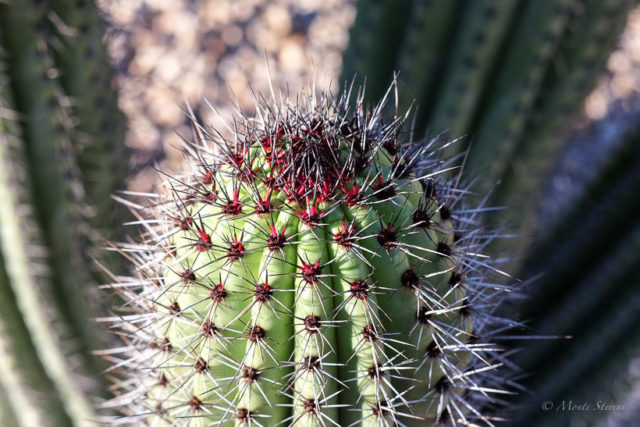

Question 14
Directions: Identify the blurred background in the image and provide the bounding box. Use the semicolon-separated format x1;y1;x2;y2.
97;0;640;204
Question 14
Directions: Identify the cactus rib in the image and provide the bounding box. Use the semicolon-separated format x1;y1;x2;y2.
0;0;101;361
428;0;519;147
48;0;128;236
492;0;636;259
104;86;516;426
0;107;96;425
464;0;575;189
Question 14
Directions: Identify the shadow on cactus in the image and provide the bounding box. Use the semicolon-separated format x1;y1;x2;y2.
103;84;519;426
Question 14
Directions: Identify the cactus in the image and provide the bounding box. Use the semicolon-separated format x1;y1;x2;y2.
343;0;635;257
0;0;634;425
47;0;128;238
500;114;640;426
0;0;127;425
342;0;640;424
106;87;516;426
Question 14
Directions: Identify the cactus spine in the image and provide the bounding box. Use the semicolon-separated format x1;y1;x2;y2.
107;87;514;426
342;0;639;423
343;0;636;259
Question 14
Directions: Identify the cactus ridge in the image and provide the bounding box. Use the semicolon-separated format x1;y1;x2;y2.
105;86;517;426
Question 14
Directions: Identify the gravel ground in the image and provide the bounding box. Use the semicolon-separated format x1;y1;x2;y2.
97;0;355;192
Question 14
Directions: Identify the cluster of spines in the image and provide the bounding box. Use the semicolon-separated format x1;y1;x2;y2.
344;0;636;275
104;87;514;426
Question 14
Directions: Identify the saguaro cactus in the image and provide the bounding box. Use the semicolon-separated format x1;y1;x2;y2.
342;3;640;424
106;88;515;426
342;0;635;258
0;1;127;425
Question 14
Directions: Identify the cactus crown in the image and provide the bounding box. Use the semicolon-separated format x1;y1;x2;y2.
105;85;514;426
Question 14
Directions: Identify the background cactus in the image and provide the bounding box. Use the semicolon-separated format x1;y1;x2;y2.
106;89;515;426
343;0;635;256
0;0;127;425
343;0;640;425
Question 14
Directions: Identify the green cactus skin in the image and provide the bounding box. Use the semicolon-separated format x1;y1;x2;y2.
491;0;635;259
394;0;461;124
0;60;96;426
0;59;60;427
0;386;18;427
0;1;127;424
107;88;514;426
428;0;519;154
462;0;575;189
340;0;413;104
0;1;101;357
48;0;129;239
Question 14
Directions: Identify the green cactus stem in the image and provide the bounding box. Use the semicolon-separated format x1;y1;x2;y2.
48;0;128;238
462;0;575;187
105;87;516;426
491;0;635;259
341;0;413;103
0;79;96;426
0;387;18;427
425;0;519;144
0;0;101;359
394;0;461;124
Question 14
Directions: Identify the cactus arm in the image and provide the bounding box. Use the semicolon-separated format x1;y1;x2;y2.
0;1;100;358
428;0;520;149
395;0;462;124
0;103;96;425
492;0;635;260
340;0;413;103
48;0;128;235
464;0;574;190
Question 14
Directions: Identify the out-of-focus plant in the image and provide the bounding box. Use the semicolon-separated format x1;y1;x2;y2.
342;0;640;425
0;1;126;426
